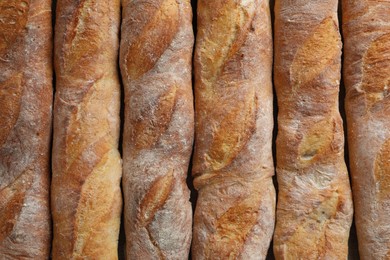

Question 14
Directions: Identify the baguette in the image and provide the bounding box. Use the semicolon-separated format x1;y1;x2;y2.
51;0;122;258
343;1;390;258
191;1;275;259
273;1;354;258
120;0;194;258
0;0;52;258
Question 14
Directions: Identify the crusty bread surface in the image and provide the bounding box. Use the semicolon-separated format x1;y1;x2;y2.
273;0;353;258
192;1;276;259
120;0;194;259
0;0;52;258
343;1;390;259
51;0;122;259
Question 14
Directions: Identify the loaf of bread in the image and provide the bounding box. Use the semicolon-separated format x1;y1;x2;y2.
343;1;390;258
120;0;194;259
51;0;122;258
273;1;354;259
191;1;275;259
0;0;52;258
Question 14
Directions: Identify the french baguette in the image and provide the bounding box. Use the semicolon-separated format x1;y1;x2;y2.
343;1;390;258
0;0;52;258
192;1;275;259
120;0;194;259
273;0;353;258
51;0;122;258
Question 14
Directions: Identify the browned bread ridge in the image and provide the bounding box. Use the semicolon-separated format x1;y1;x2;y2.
51;0;122;258
273;0;354;259
192;1;275;259
120;0;194;258
343;1;390;258
0;0;52;258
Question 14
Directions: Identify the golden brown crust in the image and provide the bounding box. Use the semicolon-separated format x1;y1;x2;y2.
192;1;275;259
343;1;390;258
120;0;194;259
0;0;52;258
124;0;179;80
273;1;353;259
51;0;122;259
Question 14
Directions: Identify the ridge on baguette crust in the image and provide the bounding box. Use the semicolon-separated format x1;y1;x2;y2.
343;1;390;258
273;0;353;258
51;0;122;259
0;0;52;258
192;1;276;259
120;0;194;259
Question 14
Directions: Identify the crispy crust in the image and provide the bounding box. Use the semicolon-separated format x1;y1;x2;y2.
192;1;276;259
273;0;353;259
120;0;194;259
343;1;390;258
51;0;122;259
0;0;52;258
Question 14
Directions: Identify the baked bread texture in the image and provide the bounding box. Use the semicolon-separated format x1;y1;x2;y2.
120;0;194;259
192;0;276;259
51;0;122;258
0;0;52;258
273;0;353;258
343;1;390;259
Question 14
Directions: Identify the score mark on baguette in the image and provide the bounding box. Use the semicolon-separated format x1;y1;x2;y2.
298;117;335;164
59;0;107;77
375;138;390;199
62;137;111;187
125;0;179;80
0;74;22;146
282;192;340;258
362;33;390;108
0;169;33;242
0;0;29;57
197;1;255;85
138;171;174;227
205;188;260;259
291;17;340;90
71;150;122;256
205;91;257;171
63;86;111;173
